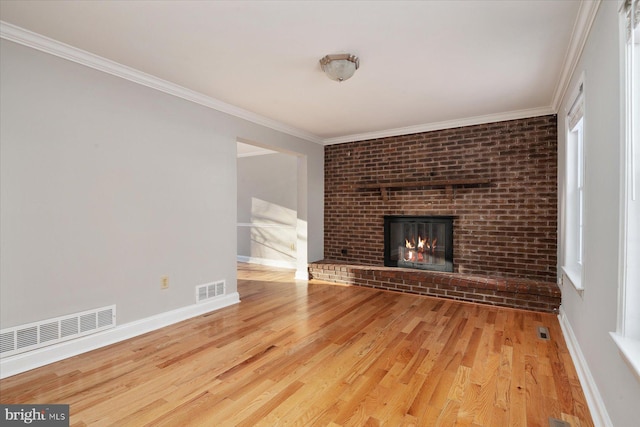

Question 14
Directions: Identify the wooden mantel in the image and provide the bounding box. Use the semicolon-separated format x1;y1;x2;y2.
356;178;491;201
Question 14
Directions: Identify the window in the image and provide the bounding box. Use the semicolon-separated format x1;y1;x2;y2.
563;80;585;291
611;0;640;380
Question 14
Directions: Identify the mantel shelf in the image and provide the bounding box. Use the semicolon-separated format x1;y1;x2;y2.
356;178;491;201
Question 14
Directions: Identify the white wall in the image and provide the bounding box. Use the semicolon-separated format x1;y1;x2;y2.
0;38;323;332
558;2;640;426
237;152;298;268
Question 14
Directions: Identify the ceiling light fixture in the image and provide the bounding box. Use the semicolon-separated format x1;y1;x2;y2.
319;54;359;82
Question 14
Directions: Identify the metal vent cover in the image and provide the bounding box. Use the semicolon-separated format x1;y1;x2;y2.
537;326;551;340
196;280;226;303
17;327;37;349
0;305;116;358
0;331;15;354
549;417;571;427
61;318;78;338
40;321;59;343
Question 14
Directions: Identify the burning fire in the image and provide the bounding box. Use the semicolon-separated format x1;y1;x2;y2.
404;236;437;262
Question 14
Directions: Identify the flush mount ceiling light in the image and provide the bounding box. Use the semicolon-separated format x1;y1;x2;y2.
319;53;359;82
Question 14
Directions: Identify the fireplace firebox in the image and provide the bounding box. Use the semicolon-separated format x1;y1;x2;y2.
384;216;454;272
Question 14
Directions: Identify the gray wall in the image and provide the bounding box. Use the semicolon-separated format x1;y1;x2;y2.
558;2;640;426
0;38;323;328
237;152;298;266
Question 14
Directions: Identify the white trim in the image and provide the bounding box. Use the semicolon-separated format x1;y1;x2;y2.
618;0;630;335
322;106;554;145
610;332;640;382
237;223;296;229
0;17;596;148
551;0;601;111
295;269;310;281
0;21;322;145
0;293;240;379
562;73;587;295
615;0;640;366
236;257;308;281
561;265;585;294
326;0;601;146
237;256;296;270
558;307;614;427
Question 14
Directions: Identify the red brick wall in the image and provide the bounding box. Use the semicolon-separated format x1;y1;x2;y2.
324;115;558;282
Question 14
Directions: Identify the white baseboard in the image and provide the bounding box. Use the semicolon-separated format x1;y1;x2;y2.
236;256;308;281
295;269;310;281
237;255;296;270
558;307;613;427
0;292;240;379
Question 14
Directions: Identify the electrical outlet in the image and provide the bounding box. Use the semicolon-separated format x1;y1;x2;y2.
161;276;169;290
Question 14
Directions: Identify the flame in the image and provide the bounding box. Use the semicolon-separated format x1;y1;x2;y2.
402;233;439;263
417;236;426;250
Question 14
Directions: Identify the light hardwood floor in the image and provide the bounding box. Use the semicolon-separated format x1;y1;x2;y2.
0;263;593;426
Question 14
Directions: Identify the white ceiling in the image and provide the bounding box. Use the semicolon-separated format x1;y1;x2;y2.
0;1;593;145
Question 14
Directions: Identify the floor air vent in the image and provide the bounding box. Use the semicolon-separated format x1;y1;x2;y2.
548;417;570;427
0;305;116;358
196;280;225;303
537;326;551;340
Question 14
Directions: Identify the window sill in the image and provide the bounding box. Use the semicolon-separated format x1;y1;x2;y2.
610;332;640;383
561;265;584;295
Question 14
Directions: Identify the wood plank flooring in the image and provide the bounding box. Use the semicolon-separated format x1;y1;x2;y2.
0;263;593;426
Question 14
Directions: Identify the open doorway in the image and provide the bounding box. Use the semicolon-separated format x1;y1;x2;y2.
236;141;308;279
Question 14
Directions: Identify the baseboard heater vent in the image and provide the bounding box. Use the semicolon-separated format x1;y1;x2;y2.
0;305;116;358
196;280;225;303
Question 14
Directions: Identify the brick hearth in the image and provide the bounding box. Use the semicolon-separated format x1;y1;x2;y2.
308;261;561;313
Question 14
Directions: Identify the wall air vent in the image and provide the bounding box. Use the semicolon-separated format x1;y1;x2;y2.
0;305;116;358
196;280;226;303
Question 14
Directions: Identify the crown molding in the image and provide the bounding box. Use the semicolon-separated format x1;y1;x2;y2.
325;0;602;147
550;0;601;111
322;106;555;145
2;14;587;148
0;21;323;145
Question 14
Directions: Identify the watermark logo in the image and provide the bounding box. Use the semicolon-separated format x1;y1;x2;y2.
1;405;69;426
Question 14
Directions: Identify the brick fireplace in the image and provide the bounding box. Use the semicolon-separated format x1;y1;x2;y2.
311;115;560;312
384;215;454;272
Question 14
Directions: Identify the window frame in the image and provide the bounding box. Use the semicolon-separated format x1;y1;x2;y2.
611;0;640;382
562;77;586;293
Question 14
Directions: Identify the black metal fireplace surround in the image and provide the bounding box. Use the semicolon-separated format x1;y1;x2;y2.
384;215;454;272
